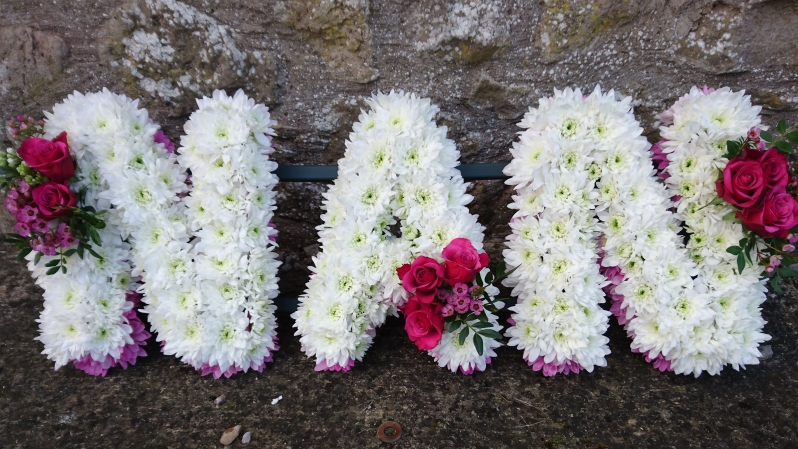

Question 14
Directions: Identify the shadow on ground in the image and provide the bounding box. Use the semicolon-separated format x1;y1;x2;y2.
1;243;796;449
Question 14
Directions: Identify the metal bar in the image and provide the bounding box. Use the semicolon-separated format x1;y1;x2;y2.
274;163;509;182
273;165;339;182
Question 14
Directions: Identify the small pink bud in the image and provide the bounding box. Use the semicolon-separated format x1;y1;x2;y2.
769;255;781;267
783;244;795;253
766;266;775;273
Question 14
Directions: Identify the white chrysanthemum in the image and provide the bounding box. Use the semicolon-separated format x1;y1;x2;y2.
139;89;281;377
658;86;770;376
293;91;492;373
503;86;712;377
31;89;170;373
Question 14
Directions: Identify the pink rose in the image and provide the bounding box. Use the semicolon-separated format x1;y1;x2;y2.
31;182;77;218
397;256;444;303
441;238;490;285
716;155;765;208
759;148;789;194
17;132;75;182
738;190;798;238
401;296;444;351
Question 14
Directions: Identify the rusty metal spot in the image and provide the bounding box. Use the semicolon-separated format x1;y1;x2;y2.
377;421;402;443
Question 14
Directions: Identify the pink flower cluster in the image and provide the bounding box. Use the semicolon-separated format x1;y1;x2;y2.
153;129;175;153
397;238;490;352
438;284;485;318
5;180;78;255
6;115;45;142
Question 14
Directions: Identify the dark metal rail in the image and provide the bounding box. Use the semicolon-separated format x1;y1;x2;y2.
273;163;510;182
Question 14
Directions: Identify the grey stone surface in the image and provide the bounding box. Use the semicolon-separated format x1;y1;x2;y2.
1;244;798;448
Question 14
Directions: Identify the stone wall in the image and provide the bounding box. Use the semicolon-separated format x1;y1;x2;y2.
1;0;797;296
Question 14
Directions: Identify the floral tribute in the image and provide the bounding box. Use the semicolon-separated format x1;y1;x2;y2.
648;86;776;375
0;89;189;375
293;91;499;374
503;86;712;376
396;238;509;372
2;116;107;270
713;122;798;285
139;89;282;379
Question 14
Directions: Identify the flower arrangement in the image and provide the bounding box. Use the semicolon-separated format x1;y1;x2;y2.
1;89;189;375
397;238;507;373
139;89;281;379
293;91;494;374
1;117;107;273
649;86;773;375
713;123;798;287
503;86;714;377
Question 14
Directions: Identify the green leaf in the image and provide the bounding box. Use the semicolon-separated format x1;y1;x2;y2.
484;304;499;313
15;246;32;261
478;329;504;340
726;246;742;256
448;320;462;333
777;267;798;278
761;130;773;142
770;276;783;293
61;265;67;274
45;266;60;276
472;321;494;329
458;327;470;345
63;249;77;258
722;211;739;222
77;244;85;259
774;140;794;154
87;247;101;259
496;261;506;276
33;251;42;265
476;311;489;322
475;272;484;287
3;234;28;244
737;252;746;274
473;333;484;356
485;271;494;285
777;119;788;134
726;140;741;157
785;131;798;143
44;259;60;267
89;228;102;246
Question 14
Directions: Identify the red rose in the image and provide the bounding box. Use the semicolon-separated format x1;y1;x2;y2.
397;255;444;303
17;132;75;183
716;157;765;208
441;238;490;285
401;296;444;351
738;191;798;238
31;182;77;218
759;148;789;194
